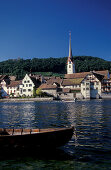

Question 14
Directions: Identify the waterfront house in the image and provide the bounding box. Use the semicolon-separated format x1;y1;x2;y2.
81;71;103;99
21;74;42;97
7;80;22;97
100;70;111;93
60;78;83;99
64;71;107;99
101;73;111;98
61;78;83;91
0;75;10;97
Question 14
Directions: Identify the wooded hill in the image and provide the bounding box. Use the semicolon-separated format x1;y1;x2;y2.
0;56;110;79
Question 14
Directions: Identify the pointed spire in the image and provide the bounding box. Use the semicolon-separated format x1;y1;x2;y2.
69;31;72;58
67;31;75;74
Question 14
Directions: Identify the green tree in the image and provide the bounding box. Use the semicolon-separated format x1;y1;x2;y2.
36;88;42;97
0;56;110;77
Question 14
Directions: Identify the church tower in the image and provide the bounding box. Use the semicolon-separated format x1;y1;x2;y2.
67;32;75;74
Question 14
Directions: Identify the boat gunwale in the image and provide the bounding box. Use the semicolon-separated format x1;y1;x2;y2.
0;126;74;137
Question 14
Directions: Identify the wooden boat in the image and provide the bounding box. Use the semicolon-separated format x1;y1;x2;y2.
0;127;74;149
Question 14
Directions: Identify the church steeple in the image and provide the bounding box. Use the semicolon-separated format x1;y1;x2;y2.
69;31;72;59
67;32;75;74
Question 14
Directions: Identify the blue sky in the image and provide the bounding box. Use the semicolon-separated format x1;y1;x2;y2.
0;0;111;61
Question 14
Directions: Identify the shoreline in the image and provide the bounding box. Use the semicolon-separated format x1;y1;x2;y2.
0;97;54;102
0;97;111;102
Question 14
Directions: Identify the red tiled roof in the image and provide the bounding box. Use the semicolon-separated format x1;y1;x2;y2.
95;70;109;79
62;88;71;93
62;78;83;86
39;84;57;89
65;72;90;79
46;77;62;85
65;70;109;79
8;80;22;87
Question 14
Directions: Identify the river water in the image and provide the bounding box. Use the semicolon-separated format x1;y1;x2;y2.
0;99;111;169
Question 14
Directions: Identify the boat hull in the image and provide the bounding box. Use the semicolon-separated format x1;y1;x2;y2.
0;127;74;150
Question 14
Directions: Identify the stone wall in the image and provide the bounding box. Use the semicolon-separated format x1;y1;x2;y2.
101;93;111;99
58;93;74;100
76;93;83;99
0;97;54;102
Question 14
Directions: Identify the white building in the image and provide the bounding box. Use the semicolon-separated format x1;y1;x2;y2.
20;74;42;97
81;72;102;99
7;80;22;97
64;71;106;99
0;75;10;97
21;74;35;97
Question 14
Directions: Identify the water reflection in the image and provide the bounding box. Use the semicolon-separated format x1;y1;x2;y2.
0;101;72;129
0;100;111;168
0;102;37;128
0;100;111;151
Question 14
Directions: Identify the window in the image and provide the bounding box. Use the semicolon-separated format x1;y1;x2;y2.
28;89;31;91
96;82;99;85
86;83;89;86
26;84;28;87
24;81;26;83
23;89;26;92
83;88;85;90
69;65;71;68
91;82;94;85
29;84;32;87
86;88;89;90
27;80;30;83
20;89;22;94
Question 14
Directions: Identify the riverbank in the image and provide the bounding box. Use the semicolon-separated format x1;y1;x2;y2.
0;97;54;102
